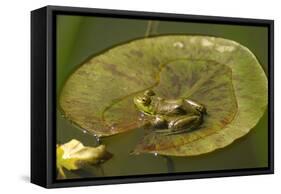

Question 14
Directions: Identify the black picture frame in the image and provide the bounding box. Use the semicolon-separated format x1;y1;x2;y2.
31;5;274;188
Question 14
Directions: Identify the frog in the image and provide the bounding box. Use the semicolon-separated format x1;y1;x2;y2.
133;89;206;135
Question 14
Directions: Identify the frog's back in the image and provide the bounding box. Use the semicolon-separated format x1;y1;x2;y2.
153;99;186;116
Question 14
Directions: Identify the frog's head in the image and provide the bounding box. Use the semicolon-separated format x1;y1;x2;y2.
133;90;155;115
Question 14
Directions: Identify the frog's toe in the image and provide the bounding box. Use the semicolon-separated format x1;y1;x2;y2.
197;105;207;114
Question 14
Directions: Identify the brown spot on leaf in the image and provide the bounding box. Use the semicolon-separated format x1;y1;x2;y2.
102;63;140;83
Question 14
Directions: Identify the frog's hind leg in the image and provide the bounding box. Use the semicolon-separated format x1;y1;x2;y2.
185;99;207;115
153;115;202;136
169;115;202;130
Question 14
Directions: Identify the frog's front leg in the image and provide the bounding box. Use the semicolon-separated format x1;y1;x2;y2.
151;115;167;129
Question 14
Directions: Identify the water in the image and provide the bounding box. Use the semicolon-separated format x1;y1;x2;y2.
56;15;268;179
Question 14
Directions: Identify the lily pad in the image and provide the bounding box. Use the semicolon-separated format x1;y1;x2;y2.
60;35;267;156
56;139;112;178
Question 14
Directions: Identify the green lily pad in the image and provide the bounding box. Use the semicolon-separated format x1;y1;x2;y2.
60;35;267;156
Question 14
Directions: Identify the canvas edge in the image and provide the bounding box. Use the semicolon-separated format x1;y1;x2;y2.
30;5;274;189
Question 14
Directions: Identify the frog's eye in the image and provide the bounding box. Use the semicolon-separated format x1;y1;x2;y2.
144;90;155;96
141;97;151;105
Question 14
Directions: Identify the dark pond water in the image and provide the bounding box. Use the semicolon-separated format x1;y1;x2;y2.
56;15;268;179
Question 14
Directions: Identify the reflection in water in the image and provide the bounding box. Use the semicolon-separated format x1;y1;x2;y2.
163;156;175;173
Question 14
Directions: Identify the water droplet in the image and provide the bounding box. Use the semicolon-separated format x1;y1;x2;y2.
173;41;184;49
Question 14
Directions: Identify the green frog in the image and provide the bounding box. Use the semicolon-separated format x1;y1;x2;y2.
133;90;206;135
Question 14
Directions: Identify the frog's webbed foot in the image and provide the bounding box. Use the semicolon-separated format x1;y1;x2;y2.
185;99;207;115
196;105;206;114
